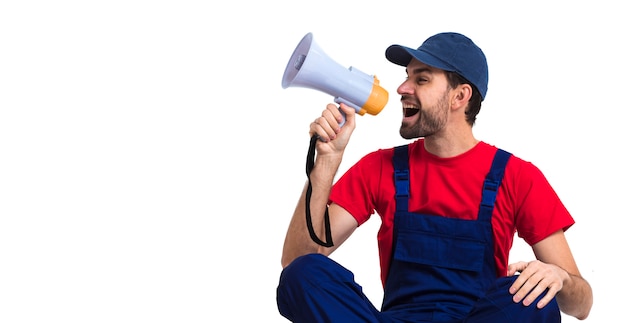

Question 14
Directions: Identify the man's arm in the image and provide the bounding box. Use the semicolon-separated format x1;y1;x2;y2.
280;181;359;268
281;103;359;268
508;230;593;320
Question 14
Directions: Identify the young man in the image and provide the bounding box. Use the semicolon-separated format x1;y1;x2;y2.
277;32;593;322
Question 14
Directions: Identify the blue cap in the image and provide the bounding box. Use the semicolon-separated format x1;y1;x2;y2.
385;32;488;101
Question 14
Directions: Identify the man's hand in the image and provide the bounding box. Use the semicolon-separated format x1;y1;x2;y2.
507;260;568;309
309;103;356;156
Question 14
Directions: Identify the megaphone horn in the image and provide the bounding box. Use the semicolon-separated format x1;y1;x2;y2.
282;32;388;119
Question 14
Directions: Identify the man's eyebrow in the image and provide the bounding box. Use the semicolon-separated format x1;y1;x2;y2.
405;67;432;75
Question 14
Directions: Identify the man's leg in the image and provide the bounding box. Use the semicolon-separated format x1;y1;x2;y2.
277;253;383;323
465;276;561;323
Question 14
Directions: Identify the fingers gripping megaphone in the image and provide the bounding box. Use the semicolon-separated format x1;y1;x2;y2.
281;32;388;125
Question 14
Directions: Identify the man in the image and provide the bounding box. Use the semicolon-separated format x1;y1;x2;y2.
277;32;593;322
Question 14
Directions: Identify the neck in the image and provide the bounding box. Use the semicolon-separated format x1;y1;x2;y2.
423;128;479;158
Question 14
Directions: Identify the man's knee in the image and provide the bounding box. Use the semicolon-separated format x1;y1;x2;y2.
281;254;331;281
467;276;561;322
496;276;561;322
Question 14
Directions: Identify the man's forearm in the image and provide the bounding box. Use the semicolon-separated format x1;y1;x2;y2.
281;156;341;267
556;273;593;320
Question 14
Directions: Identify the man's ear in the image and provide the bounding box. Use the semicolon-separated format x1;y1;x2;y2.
451;84;472;110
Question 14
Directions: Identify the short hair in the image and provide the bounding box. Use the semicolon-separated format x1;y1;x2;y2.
445;71;482;126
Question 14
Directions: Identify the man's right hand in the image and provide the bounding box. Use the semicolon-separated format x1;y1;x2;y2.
309;103;356;156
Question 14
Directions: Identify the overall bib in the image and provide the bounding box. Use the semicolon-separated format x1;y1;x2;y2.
276;145;561;322
381;145;560;322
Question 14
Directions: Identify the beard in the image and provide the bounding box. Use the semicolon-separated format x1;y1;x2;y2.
399;93;449;139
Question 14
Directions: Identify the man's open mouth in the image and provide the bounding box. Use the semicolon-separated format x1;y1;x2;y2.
404;108;419;117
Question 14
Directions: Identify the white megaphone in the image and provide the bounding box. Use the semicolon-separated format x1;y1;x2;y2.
282;32;388;124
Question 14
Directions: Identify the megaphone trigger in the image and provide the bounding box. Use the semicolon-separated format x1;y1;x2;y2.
334;103;348;128
339;108;347;128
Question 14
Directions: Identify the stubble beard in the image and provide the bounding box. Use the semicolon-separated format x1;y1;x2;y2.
399;94;449;140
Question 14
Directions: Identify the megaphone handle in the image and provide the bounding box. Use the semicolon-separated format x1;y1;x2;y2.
334;97;360;128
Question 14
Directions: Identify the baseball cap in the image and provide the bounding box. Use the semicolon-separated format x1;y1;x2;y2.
385;32;489;101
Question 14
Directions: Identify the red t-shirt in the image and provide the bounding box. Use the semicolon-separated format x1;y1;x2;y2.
328;140;574;286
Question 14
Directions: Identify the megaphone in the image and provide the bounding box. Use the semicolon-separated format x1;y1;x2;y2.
282;32;388;123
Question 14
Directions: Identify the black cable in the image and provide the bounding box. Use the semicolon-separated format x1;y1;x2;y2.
305;135;334;247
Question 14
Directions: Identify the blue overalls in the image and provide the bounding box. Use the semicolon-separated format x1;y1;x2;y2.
277;145;561;322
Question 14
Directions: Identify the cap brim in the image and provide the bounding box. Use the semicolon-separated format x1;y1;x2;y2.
385;45;455;72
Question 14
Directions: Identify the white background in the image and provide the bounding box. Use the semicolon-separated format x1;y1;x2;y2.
0;1;622;322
